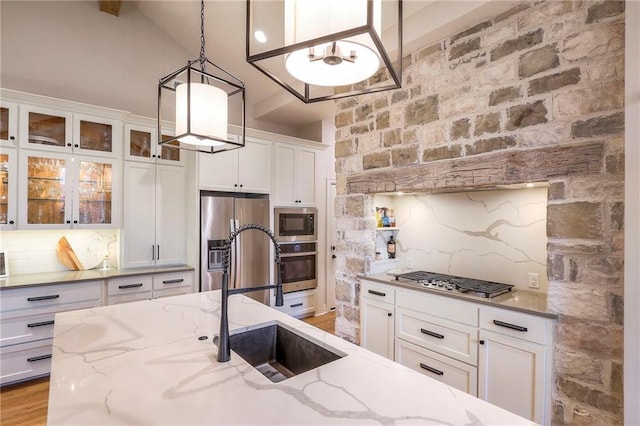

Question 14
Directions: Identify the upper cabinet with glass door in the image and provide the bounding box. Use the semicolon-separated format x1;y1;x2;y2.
19;105;122;158
0;148;18;229
0;101;18;147
124;121;183;165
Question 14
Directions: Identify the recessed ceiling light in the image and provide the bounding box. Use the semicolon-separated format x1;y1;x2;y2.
254;30;267;43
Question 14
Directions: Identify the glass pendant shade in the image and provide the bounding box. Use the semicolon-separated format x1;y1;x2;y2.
247;0;402;103
175;83;227;146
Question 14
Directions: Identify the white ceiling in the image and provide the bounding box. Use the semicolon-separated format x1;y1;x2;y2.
132;0;516;138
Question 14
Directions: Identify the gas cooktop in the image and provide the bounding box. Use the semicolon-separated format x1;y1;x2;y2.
393;270;514;299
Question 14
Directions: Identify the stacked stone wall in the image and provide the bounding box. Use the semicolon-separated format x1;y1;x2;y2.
333;1;625;424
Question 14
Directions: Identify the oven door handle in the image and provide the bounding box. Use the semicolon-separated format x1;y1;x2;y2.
280;252;318;258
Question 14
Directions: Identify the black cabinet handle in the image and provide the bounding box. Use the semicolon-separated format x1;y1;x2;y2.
27;320;55;328
493;320;528;332
27;295;59;302
419;363;444;376
9;220;14;225
368;289;386;297
239;184;243;188
67;143;72;147
157;245;160;260
151;245;155;260
73;220;78;224
27;354;52;362
9;136;15;140
479;340;485;345
66;220;71;224
420;328;444;339
387;312;392;317
332;254;336;259
290;302;303;308
163;279;184;284
119;283;144;289
74;144;79;148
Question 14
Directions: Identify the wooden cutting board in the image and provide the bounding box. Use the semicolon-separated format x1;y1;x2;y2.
56;236;84;271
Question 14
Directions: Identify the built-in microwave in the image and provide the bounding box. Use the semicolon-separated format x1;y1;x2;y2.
274;207;317;242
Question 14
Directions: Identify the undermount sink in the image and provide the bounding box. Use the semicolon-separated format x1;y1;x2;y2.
223;321;345;383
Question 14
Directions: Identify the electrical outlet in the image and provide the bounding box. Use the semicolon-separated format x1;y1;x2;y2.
528;272;539;289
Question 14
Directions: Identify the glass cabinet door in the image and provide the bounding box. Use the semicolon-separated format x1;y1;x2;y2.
24;154;69;226
73;113;122;158
77;160;113;225
19;105;73;152
0;148;17;228
159;133;181;163
125;123;156;162
0;101;18;147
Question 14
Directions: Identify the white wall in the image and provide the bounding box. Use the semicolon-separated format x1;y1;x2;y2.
624;0;640;423
373;187;548;292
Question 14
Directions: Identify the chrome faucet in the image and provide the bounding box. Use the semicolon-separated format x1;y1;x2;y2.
217;223;284;363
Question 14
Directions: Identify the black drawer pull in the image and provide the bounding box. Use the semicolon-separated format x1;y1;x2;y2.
163;279;184;285
419;363;444;376
493;320;528;332
27;354;52;363
27;320;55;328
420;328;444;339
119;283;144;289
27;295;60;302
368;289;386;297
290;302;304;308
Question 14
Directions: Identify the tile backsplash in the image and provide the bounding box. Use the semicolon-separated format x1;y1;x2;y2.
374;187;548;292
0;229;119;275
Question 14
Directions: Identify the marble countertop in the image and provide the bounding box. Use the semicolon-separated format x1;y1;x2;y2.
0;265;195;290
361;272;557;319
47;291;534;425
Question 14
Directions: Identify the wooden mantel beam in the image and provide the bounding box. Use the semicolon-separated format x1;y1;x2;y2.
99;0;123;17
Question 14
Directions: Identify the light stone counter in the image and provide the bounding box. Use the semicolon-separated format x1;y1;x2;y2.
360;273;557;319
0;265;195;290
47;290;534;425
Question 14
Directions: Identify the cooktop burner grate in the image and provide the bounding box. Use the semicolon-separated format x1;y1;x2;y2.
394;270;514;298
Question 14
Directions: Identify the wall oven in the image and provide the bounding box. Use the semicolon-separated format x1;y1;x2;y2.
278;241;317;293
274;207;317;242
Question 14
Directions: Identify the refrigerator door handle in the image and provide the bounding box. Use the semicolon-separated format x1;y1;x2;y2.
234;219;241;290
229;219;239;289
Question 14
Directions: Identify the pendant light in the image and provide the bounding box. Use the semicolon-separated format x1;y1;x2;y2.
158;0;245;154
246;0;402;103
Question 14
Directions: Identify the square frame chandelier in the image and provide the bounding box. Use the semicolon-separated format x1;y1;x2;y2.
246;0;403;103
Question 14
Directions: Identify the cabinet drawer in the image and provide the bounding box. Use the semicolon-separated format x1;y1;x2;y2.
0;339;53;385
360;280;395;304
152;272;193;291
396;306;478;365
108;291;152;305
275;291;315;318
0;281;102;319
396;289;478;326
0;312;56;347
479;307;550;345
153;286;193;299
396;339;477;396
108;276;153;296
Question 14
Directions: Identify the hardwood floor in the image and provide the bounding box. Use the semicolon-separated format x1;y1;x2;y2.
0;311;336;426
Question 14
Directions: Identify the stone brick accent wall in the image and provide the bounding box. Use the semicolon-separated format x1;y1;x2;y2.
332;1;625;424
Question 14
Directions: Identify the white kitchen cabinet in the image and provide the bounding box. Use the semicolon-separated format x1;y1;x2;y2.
396;339;478;396
124;121;184;166
478;307;553;425
273;143;316;206
0;147;18;229
106;270;194;304
18;150;121;229
360;279;395;359
199;137;271;194
19;105;122;158
273;289;316;319
0;100;18;148
122;162;186;268
152;271;194;298
0;280;103;385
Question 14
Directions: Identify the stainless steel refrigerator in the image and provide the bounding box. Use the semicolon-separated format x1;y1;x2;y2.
200;191;271;304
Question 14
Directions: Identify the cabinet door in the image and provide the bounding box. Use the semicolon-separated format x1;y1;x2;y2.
73;113;123;158
74;158;119;228
198;149;238;192
0;147;18;229
273;144;296;205
155;165;186;266
122;162;156;268
158;128;183;165
296;147;316;205
19;105;73;153
360;297;394;359
124;123;157;163
0;101;18;147
478;329;547;424
18;151;73;229
238;139;271;193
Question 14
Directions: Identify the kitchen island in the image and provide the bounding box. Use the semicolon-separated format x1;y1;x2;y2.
47;290;534;425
